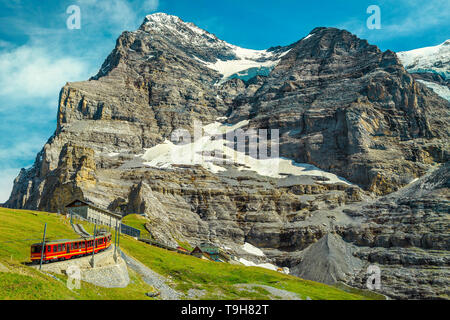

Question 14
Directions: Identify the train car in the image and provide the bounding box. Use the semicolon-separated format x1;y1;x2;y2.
30;232;112;264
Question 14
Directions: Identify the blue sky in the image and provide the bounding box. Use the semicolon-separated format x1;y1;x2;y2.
0;0;449;202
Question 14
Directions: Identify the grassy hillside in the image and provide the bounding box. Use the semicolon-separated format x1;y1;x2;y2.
0;207;156;300
0;208;381;300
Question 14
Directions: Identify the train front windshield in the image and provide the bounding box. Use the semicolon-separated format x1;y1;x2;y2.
31;245;42;253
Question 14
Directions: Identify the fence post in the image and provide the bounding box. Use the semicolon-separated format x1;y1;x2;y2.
39;223;47;270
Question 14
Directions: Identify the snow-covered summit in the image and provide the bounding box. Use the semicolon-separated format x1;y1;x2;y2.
397;40;450;80
141;13;291;82
142;12;218;42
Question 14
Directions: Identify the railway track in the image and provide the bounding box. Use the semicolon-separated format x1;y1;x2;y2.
73;223;91;238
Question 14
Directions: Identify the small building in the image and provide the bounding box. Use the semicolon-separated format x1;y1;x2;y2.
198;243;231;262
190;246;212;261
65;199;122;228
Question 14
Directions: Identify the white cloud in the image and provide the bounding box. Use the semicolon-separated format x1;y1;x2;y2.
337;0;450;41
143;0;159;12
383;1;449;35
0;45;91;108
0;168;21;203
76;0;141;32
0;137;45;163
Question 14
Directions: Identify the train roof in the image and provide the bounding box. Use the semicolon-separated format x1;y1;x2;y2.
31;232;111;246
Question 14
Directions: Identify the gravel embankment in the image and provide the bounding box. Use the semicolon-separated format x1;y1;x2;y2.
236;284;303;300
121;251;182;300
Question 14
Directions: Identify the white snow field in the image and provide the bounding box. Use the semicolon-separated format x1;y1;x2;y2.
416;79;450;101
397;40;450;80
197;46;291;82
238;257;290;274
140;119;351;184
242;242;266;257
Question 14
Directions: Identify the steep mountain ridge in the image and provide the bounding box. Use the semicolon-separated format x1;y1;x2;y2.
5;13;450;299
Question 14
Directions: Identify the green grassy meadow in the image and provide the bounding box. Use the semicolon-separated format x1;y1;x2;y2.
0;207;383;300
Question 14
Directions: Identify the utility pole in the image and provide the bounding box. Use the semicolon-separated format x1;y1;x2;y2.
91;223;97;268
117;221;121;254
39;223;47;270
114;220;118;261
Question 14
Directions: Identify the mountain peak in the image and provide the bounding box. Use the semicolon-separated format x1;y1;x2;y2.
142;12;184;26
140;12;218;41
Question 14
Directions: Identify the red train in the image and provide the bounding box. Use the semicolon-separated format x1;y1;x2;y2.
30;232;112;263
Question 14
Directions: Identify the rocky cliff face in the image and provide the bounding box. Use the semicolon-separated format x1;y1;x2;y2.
5;13;449;299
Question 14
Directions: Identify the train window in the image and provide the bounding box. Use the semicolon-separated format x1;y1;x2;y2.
47;246;51;253
58;244;61;251
62;244;65;251
53;245;57;252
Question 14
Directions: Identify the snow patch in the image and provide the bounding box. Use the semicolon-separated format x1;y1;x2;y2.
398;40;450;80
197;47;290;82
416;80;450;101
239;258;290;274
242;242;265;257
138;120;351;184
